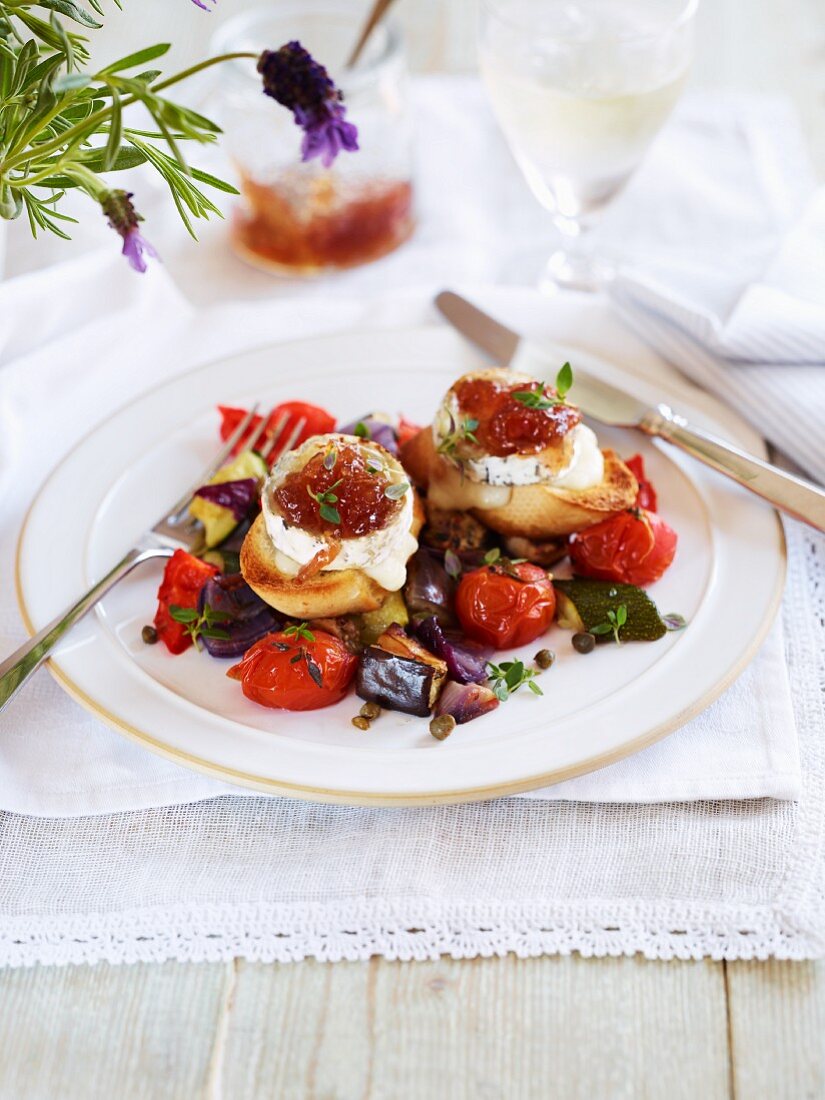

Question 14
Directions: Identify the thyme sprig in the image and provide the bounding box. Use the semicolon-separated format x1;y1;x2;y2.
487;659;544;702
591;604;628;645
513;363;574;411
437;413;480;461
307;478;343;525
169;602;231;648
281;623;322;686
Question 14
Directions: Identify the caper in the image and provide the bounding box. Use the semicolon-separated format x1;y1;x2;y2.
141;625;158;645
430;714;456;741
351;716;371;731
360;701;381;721
572;632;596;654
534;648;555;669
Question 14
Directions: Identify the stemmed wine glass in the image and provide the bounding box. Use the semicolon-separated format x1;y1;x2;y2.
479;0;697;292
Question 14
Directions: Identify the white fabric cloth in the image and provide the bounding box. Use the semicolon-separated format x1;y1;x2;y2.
0;278;801;814
0;80;823;964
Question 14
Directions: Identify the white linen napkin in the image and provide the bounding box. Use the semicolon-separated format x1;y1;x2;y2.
589;92;825;484
0;83;809;814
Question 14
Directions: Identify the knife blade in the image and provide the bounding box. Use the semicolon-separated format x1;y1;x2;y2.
434;290;825;533
434;290;650;427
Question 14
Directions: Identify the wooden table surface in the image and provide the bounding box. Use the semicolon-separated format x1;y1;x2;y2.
3;1;824;1097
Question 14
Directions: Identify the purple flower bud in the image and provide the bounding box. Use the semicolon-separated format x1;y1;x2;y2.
100;190;158;273
257;41;359;168
190;0;215;8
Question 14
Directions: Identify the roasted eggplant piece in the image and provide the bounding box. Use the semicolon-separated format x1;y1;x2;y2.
403;548;456;627
356;624;448;716
357;648;446;717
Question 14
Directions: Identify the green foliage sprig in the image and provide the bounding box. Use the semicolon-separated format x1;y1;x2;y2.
0;3;359;269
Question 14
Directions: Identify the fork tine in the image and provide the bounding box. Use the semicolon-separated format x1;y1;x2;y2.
164;403;260;521
245;407;277;454
260;411;291;464
265;415;307;465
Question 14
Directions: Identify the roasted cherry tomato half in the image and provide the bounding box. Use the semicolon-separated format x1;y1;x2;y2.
227;629;357;711
396;415;424;449
455;561;556;650
154;549;219;655
569;508;677;587
219;402;336;464
625;453;658;511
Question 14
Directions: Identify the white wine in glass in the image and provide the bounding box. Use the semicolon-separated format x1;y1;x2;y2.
479;0;696;291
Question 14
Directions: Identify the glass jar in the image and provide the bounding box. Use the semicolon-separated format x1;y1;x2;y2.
211;3;415;275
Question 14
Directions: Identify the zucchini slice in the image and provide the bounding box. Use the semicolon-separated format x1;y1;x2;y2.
553;579;667;643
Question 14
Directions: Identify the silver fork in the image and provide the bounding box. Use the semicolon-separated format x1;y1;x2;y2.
0;408;306;713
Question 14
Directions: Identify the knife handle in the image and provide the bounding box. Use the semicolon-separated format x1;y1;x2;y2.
640;405;825;533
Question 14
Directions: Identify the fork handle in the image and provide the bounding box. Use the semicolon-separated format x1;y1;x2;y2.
641;404;825;533
0;545;172;714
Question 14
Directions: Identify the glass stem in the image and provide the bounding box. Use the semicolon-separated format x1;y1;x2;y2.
541;213;613;294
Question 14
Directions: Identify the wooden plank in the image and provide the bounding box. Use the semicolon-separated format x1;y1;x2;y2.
222;955;730;1100
0;961;230;1100
726;960;825;1099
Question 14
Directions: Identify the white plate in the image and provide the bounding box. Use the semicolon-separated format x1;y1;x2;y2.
16;326;785;805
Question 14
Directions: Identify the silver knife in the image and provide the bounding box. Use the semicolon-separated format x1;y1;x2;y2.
435;291;825;534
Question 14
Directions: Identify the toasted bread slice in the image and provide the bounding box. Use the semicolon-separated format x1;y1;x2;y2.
477;450;638;537
399;427;637;539
240;498;424;619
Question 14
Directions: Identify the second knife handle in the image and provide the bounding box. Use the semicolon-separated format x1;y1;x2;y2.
641;405;825;534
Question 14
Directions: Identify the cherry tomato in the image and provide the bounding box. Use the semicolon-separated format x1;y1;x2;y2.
219;402;336;464
455;562;556;649
396;415;423;449
569;509;677;587
154;549;219;654
625;453;657;511
227;629;357;710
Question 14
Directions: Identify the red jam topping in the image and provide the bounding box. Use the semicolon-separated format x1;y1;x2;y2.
453;376;581;457
273;442;402;538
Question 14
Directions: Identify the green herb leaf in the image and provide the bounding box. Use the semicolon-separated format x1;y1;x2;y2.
444;549;462;579
169;605;199;623
436;415;482;461
487;659;544;701
284;622;316;643
52;73;92;92
100;43;171;76
483;547;501;566
556;361;573;400
354;421;370;439
384;481;409;500
319;502;341;524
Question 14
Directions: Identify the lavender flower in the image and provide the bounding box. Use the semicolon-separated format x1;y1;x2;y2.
190;0;216;9
100;190;158;273
257;41;359;168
